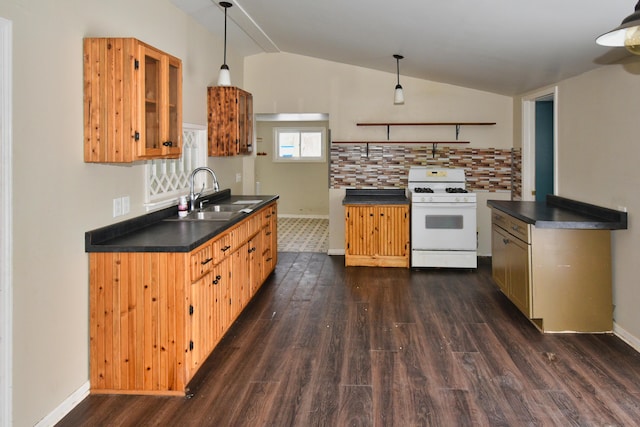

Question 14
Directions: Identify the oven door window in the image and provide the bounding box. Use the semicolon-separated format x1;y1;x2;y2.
425;215;464;229
411;203;477;251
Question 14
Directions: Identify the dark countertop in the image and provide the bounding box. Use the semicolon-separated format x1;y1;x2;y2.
86;189;279;253
487;195;627;230
342;188;409;205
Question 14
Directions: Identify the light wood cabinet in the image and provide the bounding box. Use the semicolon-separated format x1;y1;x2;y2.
84;38;182;162
207;86;253;156
344;204;410;268
89;202;276;395
490;208;613;332
492;223;531;316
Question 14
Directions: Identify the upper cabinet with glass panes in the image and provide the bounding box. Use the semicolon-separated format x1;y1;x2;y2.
83;38;182;162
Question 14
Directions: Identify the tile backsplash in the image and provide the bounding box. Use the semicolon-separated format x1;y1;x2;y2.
330;144;521;199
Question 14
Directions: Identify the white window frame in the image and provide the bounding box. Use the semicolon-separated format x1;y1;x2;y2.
273;126;326;163
144;123;208;211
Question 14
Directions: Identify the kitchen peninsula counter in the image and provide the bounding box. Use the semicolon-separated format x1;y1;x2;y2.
487;195;627;230
487;195;627;333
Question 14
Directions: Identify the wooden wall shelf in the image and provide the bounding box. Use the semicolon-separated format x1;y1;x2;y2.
334;121;495;157
356;122;496;140
332;140;470;157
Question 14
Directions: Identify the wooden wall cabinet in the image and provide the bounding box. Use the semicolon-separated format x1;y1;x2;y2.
344;205;410;268
84;38;182;163
89;202;277;395
207;86;253;156
490;208;613;332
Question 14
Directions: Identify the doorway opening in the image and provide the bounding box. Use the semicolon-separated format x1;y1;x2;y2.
254;113;330;253
522;88;557;202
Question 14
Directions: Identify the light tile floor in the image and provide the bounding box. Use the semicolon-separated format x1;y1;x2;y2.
277;217;329;253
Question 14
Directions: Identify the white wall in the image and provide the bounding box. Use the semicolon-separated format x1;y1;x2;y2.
528;58;640;344
0;0;244;425
245;52;514;254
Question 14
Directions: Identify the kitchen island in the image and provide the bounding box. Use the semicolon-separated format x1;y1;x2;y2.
85;190;278;395
488;195;627;333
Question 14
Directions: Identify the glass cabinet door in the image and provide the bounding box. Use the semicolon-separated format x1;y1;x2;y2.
167;58;182;155
143;48;162;154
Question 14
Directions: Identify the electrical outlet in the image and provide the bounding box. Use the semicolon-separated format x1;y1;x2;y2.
122;196;130;214
236;173;242;183
113;198;122;217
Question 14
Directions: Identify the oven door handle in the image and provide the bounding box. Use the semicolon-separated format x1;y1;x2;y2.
412;203;476;208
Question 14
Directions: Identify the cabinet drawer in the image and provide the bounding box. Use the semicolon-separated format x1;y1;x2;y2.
212;234;232;264
508;216;531;244
492;210;510;230
190;243;214;281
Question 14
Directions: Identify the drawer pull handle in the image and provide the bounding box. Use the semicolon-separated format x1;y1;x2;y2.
201;257;213;265
162;141;173;147
221;245;231;252
503;238;510;245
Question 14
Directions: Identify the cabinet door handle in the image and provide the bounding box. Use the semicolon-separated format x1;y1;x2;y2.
162;141;173;147
502;238;509;245
201;257;213;265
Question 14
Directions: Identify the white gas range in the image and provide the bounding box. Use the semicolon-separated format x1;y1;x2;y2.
408;167;477;268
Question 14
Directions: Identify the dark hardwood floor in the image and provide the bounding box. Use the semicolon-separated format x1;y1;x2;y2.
58;253;640;426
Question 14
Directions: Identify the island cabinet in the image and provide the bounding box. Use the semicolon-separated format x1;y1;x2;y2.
489;202;623;333
83;38;182;162
89;202;277;395
207;86;253;156
344;204;410;268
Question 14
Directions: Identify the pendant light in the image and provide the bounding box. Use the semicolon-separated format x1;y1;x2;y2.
217;1;233;86
596;0;640;55
393;54;405;105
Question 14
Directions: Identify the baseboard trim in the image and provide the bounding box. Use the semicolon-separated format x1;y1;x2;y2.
327;249;345;256
613;322;640;354
35;381;90;427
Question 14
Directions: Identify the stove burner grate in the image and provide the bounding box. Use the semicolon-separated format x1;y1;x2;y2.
413;187;434;193
446;187;468;193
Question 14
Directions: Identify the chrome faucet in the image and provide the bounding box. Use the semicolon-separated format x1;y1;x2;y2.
188;167;220;212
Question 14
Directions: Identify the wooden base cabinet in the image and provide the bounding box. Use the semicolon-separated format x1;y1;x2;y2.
89;203;277;395
344;204;409;268
490;208;613;333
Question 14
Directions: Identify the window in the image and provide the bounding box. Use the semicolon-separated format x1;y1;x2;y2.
274;127;326;162
144;123;208;210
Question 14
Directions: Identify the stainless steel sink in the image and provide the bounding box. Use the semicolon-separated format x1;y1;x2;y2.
201;204;238;213
183;210;238;221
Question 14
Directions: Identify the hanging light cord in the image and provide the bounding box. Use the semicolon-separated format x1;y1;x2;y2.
396;56;401;86
223;3;228;65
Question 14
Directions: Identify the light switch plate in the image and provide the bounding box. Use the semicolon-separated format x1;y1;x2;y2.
113;198;122;217
122;196;130;214
236;173;242;183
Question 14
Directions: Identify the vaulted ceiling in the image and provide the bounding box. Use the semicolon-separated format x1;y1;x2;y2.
171;0;637;96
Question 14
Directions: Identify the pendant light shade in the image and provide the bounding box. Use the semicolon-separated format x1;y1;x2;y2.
217;1;233;86
393;54;405;105
596;0;640;55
